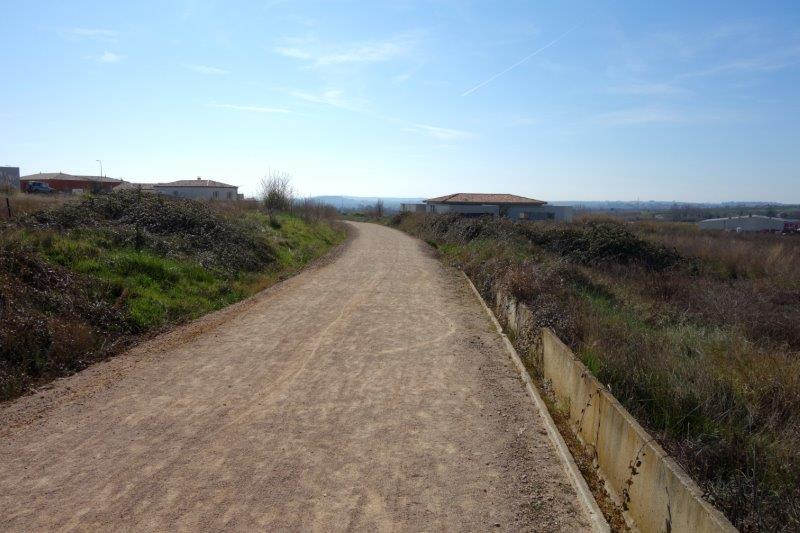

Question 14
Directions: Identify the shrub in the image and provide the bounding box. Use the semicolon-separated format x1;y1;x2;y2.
1;194;345;401
27;190;276;272
0;238;126;398
395;212;800;531
260;170;294;226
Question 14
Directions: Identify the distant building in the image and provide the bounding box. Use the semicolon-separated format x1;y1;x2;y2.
0;166;20;190
698;215;799;233
417;193;573;221
153;178;238;200
20;172;123;193
400;203;427;213
113;181;156;192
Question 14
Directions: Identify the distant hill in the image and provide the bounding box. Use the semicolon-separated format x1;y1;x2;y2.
309;196;798;213
310;196;423;211
554;200;797;211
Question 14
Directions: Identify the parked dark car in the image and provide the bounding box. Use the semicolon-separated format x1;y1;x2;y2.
26;181;55;194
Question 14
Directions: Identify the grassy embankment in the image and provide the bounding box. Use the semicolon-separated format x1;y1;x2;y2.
392;212;800;532
0;190;80;220
0;191;345;401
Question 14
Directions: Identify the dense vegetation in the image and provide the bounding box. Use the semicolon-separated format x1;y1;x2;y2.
576;203;800;223
0;191;345;401
393;212;800;532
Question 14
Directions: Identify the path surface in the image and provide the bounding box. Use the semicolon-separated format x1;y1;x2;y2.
1;222;590;531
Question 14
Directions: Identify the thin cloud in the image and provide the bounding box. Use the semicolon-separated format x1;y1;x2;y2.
274;47;312;60
589;107;688;126
185;64;229;75
95;51;123;63
288;89;366;111
286;86;473;142
264;0;291;8
286;87;473;143
510;116;539;126
65;28;118;41
462;22;582;96
608;82;689;96
208;103;290;113
652;21;765;60
275;33;417;67
679;48;800;79
317;40;409;65
403;123;475;141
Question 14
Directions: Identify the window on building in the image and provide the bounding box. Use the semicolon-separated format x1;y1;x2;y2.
213;190;219;198
227;191;232;199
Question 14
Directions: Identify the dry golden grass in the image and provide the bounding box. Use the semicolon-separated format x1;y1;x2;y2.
633;220;800;283
0;192;80;220
203;198;262;214
393;212;800;532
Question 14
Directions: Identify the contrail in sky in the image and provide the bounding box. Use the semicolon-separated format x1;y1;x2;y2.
461;22;582;96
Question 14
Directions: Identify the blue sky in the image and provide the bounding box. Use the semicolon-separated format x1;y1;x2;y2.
2;1;799;201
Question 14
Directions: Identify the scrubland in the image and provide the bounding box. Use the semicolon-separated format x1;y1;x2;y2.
0;191;344;401
392;212;800;532
0;190;80;219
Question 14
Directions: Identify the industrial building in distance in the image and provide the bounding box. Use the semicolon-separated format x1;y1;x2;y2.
698;214;799;233
402;193;573;221
1;166;20;190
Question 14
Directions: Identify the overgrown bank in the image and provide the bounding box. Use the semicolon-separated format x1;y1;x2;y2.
0;191;345;401
391;212;800;532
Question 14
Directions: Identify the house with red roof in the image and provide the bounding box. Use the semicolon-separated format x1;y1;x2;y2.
20;172;123;193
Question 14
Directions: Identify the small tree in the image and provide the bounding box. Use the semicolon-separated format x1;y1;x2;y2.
260;170;294;227
374;198;384;219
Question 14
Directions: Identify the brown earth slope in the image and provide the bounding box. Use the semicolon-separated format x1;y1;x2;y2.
0;222;589;531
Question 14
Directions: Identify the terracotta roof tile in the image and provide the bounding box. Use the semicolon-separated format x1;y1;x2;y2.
425;193;546;205
21;172;123;183
155;179;236;188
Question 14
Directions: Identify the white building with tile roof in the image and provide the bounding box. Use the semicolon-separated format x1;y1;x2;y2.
420;193;572;221
153;177;238;200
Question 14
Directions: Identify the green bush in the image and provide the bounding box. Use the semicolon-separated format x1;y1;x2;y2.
1;196;345;401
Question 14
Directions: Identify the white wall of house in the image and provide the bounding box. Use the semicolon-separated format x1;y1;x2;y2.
153;186;237;200
426;203;451;214
400;203;427;213
428;204;500;216
424;202;572;221
507;205;573;222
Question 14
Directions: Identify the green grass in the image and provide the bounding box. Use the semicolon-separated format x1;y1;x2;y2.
21;213;345;331
1;202;345;400
18;230;239;330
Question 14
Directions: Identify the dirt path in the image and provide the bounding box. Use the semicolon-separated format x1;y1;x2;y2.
1;222;590;532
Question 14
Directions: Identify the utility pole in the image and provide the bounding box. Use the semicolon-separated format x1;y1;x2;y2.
96;159;103;178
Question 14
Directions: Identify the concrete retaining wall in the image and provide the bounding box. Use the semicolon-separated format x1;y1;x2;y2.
494;290;736;533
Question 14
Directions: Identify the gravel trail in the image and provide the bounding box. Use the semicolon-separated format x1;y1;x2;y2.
1;221;590;532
